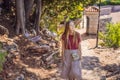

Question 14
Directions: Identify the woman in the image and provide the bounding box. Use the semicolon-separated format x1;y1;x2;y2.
60;20;82;80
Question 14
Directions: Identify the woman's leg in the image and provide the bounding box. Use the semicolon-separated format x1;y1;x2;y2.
61;50;72;79
68;72;75;80
71;60;82;80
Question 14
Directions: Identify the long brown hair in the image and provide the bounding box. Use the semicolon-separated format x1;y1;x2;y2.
62;20;79;49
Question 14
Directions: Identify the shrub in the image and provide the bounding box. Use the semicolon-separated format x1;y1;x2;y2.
0;43;7;72
99;23;120;48
97;0;120;6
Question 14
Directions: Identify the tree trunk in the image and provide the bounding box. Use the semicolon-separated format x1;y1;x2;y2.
15;0;42;35
15;0;25;35
0;25;9;35
24;0;34;24
34;0;42;34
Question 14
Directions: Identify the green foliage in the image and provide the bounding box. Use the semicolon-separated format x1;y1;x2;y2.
99;23;120;48
98;0;120;6
0;43;7;72
41;0;98;37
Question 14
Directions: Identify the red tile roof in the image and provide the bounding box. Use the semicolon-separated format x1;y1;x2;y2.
85;6;99;12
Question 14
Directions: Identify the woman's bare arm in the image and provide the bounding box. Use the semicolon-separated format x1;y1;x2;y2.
78;43;82;60
78;34;82;60
61;39;65;61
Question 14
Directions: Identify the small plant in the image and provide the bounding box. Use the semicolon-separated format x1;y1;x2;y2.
99;23;120;48
0;43;7;72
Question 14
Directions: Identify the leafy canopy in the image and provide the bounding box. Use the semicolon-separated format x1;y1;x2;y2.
40;0;98;35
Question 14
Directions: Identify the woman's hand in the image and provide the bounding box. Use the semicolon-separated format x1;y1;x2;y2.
61;39;65;62
79;55;82;60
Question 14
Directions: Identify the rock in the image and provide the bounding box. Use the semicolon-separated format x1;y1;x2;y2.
100;76;106;80
29;36;41;43
50;64;57;68
13;51;19;56
0;25;9;35
25;30;42;43
3;42;19;52
8;73;13;77
15;74;24;80
46;50;59;61
31;29;37;36
42;28;57;39
27;45;50;54
24;30;30;38
49;32;57;39
49;42;56;48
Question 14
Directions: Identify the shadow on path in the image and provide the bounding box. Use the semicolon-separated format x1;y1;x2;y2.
101;64;120;79
81;56;100;70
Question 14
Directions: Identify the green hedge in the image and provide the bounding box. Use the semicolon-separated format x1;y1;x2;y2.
99;23;120;48
98;0;120;6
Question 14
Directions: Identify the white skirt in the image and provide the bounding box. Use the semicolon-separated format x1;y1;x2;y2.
60;49;82;80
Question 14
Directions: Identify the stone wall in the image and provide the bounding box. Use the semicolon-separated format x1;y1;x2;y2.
100;7;112;16
112;5;120;12
99;16;112;32
100;5;120;14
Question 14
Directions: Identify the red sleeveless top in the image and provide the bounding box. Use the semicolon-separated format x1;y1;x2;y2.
62;33;81;49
